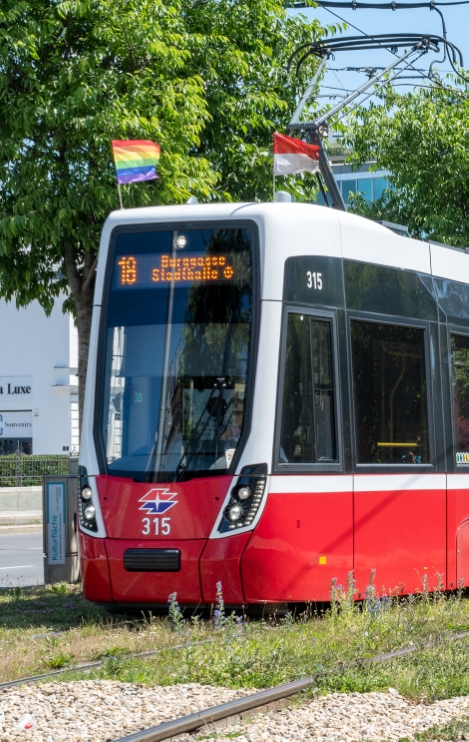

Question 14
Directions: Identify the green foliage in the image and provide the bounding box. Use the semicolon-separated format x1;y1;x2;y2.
342;82;469;246
0;454;69;487
45;651;75;669
0;0;335;416
0;0;332;312
2;580;469;700
81;585;469;702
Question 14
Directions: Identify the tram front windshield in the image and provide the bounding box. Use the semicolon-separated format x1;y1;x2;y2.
100;225;254;482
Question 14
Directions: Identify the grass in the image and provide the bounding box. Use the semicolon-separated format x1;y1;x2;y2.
1;575;469;705
0;583;186;682
416;717;469;741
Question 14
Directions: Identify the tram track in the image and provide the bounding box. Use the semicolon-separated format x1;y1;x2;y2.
110;629;469;742
0;631;469;742
1;628;468;741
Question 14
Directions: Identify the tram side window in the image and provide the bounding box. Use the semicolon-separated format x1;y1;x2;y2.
450;334;469;464
279;313;337;464
351;321;430;465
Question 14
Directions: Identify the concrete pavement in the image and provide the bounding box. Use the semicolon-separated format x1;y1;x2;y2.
0;530;44;587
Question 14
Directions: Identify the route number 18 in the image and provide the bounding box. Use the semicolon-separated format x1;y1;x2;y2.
306;271;323;290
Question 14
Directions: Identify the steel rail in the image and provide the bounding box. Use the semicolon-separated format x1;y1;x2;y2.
0;640;210;691
112;629;469;742
114;678;314;742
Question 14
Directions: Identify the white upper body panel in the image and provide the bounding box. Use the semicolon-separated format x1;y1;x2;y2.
81;201;469;506
95;202;469;308
430;242;469;284
338;210;432;275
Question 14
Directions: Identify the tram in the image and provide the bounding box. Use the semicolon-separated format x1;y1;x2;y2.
78;201;469;607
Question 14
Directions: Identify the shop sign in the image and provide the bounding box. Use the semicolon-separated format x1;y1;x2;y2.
0;410;33;438
46;481;66;565
0;376;33;399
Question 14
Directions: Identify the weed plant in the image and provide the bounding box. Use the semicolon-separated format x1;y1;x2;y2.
1;574;469;701
83;575;469;702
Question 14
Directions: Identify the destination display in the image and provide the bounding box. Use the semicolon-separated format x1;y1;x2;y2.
114;253;236;289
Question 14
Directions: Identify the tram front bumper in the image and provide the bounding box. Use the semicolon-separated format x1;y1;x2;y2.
79;531;252;606
105;538;205;604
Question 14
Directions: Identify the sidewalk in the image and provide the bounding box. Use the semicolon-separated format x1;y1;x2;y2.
0;510;43;533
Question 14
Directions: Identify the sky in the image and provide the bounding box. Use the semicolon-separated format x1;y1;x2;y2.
288;2;468;121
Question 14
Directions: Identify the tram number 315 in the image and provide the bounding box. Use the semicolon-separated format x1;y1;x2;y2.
142;517;171;536
307;271;322;290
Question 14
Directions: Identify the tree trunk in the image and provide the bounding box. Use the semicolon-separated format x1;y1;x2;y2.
64;245;97;440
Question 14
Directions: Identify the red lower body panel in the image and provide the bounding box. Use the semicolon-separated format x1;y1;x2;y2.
354;481;446;595
242;490;353;602
81;474;469;606
200;532;251;604
79;532;112;603
105;539;205;603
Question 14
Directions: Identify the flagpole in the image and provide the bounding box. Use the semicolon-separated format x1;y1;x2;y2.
117;182;124;209
273;172;276;201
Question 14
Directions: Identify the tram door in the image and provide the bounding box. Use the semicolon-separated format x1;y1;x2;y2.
243;309;353;602
350;319;446;595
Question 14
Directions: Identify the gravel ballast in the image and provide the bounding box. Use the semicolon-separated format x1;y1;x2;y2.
189;690;469;742
0;681;468;742
0;681;248;742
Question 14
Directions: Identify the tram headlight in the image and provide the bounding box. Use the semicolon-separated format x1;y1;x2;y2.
237;486;252;501
84;505;96;521
81;486;93;501
219;470;267;533
227;504;243;522
79;467;98;533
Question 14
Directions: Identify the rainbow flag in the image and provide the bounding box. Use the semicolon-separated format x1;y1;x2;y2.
112;140;161;185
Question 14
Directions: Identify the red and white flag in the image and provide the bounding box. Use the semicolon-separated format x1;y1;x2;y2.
273;132;320;176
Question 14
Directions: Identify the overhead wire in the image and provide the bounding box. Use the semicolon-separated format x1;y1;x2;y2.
292;0;469;82
304;4;468;103
293;1;469;8
331;47;428;123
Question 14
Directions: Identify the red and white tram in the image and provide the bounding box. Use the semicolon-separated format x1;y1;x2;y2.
78;201;469;607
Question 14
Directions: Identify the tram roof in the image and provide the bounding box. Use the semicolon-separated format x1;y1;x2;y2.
98;202;469;303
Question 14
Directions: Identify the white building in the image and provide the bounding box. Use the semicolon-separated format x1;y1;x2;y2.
0;297;79;455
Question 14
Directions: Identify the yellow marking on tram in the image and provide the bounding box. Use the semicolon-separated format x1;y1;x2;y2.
319;556;327;565
377;442;418;447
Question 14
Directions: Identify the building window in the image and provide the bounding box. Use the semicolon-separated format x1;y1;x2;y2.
450;334;469;464
373;177;388;200
351;320;430;465
357;178;372;202
0;439;32;455
342;180;357;203
279;313;337;464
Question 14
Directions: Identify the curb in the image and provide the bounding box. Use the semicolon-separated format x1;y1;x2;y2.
0;524;43;534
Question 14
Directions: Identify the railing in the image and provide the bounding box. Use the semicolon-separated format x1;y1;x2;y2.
0;455;70;487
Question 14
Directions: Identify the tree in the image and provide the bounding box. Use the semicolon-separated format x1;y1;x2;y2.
0;0;333;429
342;83;469;246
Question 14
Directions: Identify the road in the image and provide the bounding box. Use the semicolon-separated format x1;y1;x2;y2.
0;530;44;588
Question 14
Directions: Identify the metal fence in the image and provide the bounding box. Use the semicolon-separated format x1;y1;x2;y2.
0;455;70;487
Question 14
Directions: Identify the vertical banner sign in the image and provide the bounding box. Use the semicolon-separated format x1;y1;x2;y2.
47;482;66;565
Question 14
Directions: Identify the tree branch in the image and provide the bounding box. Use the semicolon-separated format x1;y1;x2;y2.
82;258;97;293
63;243;81;300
